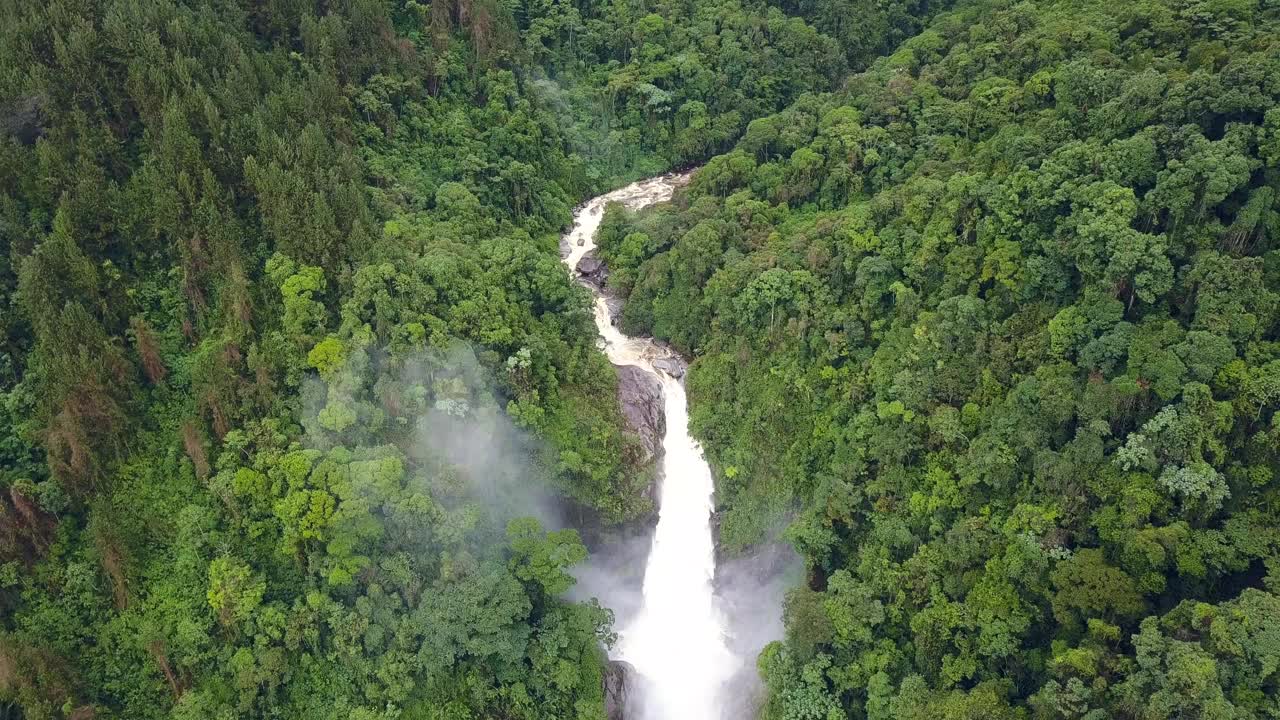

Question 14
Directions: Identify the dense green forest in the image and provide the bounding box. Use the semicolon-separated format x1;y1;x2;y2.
0;0;855;717
595;0;1280;716
4;0;1278;718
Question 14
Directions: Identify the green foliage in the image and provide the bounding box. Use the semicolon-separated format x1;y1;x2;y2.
507;517;588;598
206;556;265;628
599;0;1280;715
6;0;1279;716
1;0;812;713
522;0;848;176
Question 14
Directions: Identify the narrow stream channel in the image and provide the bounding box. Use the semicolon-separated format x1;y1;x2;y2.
562;174;737;720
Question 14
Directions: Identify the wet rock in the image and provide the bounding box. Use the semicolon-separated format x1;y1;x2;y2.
577;251;609;288
616;364;664;464
652;356;686;379
1;94;46;146
604;660;636;720
604;294;626;324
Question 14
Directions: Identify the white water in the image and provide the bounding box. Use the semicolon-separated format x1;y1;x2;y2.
562;174;736;720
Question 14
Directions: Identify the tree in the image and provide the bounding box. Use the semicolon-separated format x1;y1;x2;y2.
207;556;265;629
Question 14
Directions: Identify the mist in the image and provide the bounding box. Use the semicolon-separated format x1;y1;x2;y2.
301;341;569;542
716;541;803;718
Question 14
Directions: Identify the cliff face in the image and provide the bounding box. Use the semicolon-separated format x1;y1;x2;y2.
604;660;636;720
616;363;665;469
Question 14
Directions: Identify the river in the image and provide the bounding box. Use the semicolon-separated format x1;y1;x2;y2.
561;173;738;720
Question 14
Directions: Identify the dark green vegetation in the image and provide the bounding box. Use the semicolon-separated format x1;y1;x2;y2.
7;0;1278;718
0;0;852;717
597;0;1280;716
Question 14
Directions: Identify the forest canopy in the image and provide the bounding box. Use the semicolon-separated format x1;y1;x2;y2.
0;0;849;716
594;0;1280;716
3;0;1278;718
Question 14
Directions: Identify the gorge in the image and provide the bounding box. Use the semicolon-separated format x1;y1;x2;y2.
5;1;1280;718
562;175;740;720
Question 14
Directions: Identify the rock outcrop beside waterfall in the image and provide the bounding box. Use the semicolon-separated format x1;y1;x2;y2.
616;364;665;467
577;251;628;323
561;360;665;547
604;660;636;720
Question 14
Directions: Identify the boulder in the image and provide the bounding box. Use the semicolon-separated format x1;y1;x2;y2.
604;660;636;720
616;364;664;464
577;251;609;288
603;294;626;325
652;356;686;379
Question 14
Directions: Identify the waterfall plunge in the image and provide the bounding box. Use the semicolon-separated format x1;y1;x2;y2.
562;174;737;720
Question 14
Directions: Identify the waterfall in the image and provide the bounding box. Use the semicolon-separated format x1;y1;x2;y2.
562;174;737;720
